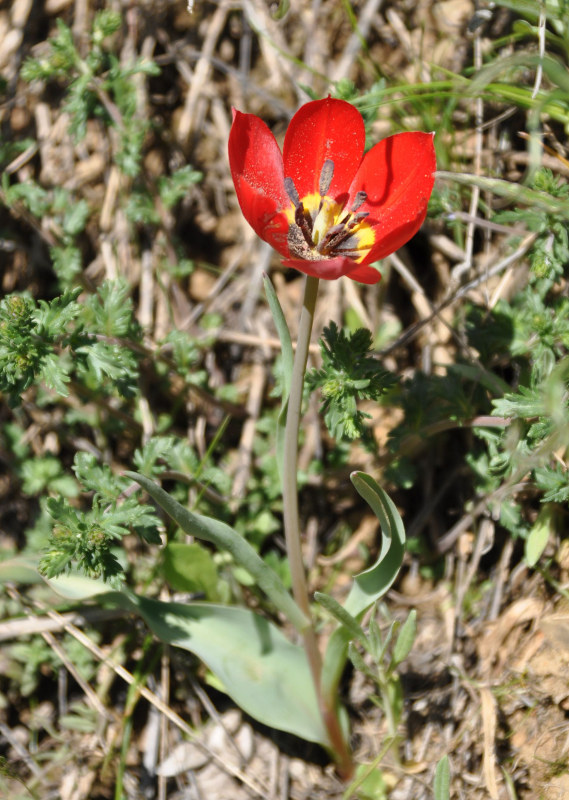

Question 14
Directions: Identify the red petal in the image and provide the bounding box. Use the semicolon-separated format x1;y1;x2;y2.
283;99;364;203
345;264;382;284
228;109;290;255
282;255;357;281
348;131;436;262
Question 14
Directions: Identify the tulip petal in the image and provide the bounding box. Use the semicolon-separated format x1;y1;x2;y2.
283;99;364;203
281;256;358;281
281;256;382;284
228;109;290;255
344;263;382;285
348;131;436;263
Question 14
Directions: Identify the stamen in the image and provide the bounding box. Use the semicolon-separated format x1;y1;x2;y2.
318;159;335;197
350;191;367;212
295;204;315;248
320;220;359;252
347;211;369;229
284;177;301;208
316;223;345;253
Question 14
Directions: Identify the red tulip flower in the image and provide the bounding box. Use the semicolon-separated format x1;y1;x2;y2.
228;97;436;285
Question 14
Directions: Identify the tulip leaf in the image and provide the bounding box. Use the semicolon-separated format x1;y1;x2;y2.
0;556;43;585
263;273;293;400
126;472;309;633
0;559;118;599
128;594;329;746
35;574;328;746
46;573;114;599
321;472;406;703
263;272;294;486
344;471;406;616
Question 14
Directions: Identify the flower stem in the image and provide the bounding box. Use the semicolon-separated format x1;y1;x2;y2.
282;274;353;779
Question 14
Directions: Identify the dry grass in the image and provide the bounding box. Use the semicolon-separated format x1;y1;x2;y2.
1;0;569;798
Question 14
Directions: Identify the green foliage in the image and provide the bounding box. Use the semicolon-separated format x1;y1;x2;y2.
433;755;451;800
161;541;223;600
37;451;160;585
159;166;204;210
0;280;140;406
0;290;80;401
21;15;159;175
344;607;416;737
496;169;569;284
1;176;91;287
7;630;98;696
306;322;395;442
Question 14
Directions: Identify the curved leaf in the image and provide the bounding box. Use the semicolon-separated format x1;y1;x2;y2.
126;471;309;633
321;472;406;702
344;471;406;616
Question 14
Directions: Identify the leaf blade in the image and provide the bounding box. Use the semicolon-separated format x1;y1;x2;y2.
133;595;329;746
126;471;309;633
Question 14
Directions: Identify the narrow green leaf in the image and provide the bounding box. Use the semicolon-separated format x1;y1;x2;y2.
471;51;569;96
271;0;290;19
315;592;369;651
368;614;382;661
263;273;293;402
391;609;417;667
263;273;294;487
347;642;376;682
377;618;397;663
437;170;569;217
126;472;309;633
433;755;451;800
342;736;397;800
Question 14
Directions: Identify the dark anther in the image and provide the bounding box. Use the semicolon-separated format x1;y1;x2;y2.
295;204;315;248
347;211;369;229
284;177;301;208
350;191;367;212
316;223;344;253
318;221;358;254
318;159;335;197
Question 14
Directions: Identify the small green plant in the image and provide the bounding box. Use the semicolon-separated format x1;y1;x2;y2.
306;322;395;444
22;13;159;175
0;281;140;406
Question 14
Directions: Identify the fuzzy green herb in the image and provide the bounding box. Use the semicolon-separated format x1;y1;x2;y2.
306;322;395;443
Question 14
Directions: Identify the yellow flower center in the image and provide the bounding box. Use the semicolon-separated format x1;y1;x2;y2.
283;160;375;263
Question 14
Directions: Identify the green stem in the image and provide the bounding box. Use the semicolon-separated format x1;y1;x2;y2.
281;274;353;779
